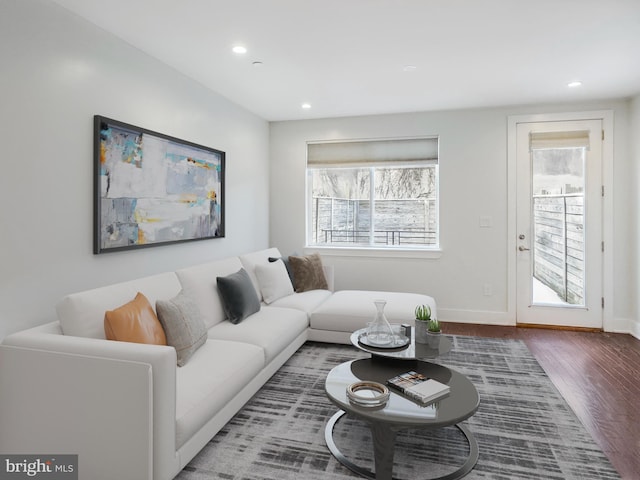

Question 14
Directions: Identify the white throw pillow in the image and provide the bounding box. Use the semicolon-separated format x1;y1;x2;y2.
255;260;294;304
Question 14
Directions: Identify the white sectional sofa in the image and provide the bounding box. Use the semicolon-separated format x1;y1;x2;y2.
0;248;436;480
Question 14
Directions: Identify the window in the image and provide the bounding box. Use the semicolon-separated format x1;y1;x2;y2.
306;137;439;249
529;130;589;305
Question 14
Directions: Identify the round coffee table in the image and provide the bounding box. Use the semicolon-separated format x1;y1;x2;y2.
325;358;479;480
351;327;452;361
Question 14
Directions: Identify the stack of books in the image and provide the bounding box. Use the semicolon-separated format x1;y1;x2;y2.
387;371;450;405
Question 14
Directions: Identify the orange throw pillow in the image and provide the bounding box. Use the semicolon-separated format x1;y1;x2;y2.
104;292;167;345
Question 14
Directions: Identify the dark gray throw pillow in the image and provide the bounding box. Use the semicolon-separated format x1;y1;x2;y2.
216;268;261;324
156;291;207;367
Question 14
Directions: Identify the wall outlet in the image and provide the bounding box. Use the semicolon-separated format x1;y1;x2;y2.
483;283;493;296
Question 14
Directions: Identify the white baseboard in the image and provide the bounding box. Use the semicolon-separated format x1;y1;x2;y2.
604;317;636;335
438;310;640;338
631;320;640;340
438;308;514;326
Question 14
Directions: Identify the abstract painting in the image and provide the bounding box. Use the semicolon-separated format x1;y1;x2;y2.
94;116;225;253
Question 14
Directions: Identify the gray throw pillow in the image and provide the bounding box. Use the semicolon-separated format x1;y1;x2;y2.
216;268;261;324
156;291;207;367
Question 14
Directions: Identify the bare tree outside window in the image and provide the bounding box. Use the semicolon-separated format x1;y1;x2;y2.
308;165;438;247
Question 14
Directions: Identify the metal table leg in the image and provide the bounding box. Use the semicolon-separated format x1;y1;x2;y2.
325;410;479;480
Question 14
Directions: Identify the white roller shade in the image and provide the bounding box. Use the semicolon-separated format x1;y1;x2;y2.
529;130;590;151
307;137;438;168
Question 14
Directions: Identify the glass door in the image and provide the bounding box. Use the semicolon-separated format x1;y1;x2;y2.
516;120;603;328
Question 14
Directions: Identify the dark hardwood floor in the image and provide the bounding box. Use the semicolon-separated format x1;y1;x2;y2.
441;323;640;480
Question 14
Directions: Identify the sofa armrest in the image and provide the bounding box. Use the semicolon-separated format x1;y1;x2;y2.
1;327;179;480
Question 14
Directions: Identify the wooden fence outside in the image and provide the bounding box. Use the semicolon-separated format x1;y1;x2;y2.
533;194;585;305
311;197;437;246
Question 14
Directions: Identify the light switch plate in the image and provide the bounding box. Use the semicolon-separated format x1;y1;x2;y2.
479;216;492;228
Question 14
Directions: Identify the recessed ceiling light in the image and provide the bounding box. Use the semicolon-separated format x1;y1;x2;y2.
232;45;247;54
301;103;311;109
567;81;582;88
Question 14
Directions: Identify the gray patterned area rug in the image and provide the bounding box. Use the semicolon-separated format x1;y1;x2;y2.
176;336;620;479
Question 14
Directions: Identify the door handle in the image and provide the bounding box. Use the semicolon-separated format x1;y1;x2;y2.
518;246;530;251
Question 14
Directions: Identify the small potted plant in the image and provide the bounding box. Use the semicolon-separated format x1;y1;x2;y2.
426;317;442;348
414;304;432;344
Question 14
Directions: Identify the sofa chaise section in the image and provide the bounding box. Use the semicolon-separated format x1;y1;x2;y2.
309;290;438;343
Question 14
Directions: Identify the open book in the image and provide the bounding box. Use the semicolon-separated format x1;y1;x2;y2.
387;371;450;405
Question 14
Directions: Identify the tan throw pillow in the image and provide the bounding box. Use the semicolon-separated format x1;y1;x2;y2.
288;253;328;292
104;292;167;345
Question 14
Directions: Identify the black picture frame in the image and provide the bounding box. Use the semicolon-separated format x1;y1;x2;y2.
94;115;225;254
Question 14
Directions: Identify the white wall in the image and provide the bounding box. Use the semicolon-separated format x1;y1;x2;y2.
631;94;640;339
0;0;270;339
270;100;632;329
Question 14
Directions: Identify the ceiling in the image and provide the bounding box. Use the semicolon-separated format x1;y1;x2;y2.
51;0;640;122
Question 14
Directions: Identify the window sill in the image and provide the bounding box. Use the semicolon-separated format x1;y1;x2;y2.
304;245;443;259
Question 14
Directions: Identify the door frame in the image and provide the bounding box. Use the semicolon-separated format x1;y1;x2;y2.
507;110;614;331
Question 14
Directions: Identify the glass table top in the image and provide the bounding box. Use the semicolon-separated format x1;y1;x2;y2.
325;358;479;428
351;327;452;361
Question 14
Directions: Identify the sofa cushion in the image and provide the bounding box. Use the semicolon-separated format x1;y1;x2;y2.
217;269;261;324
104;292;167;345
176;257;244;329
288;253;328;292
207;306;308;364
156;291;207;367
175;339;265;449
255;260;294;304
310;290;437;333
270;289;332;315
57;272;181;339
238;247;282;299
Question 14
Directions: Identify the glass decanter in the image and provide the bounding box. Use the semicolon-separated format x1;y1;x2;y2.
367;300;394;345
